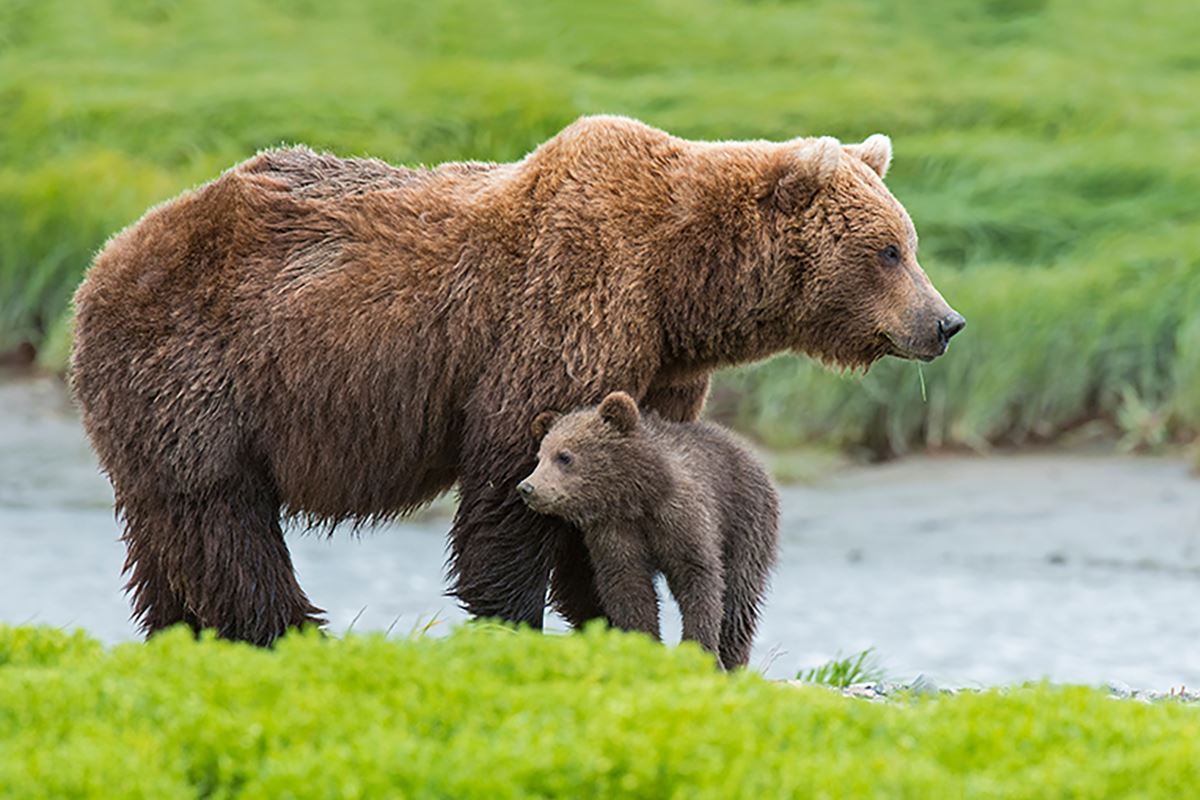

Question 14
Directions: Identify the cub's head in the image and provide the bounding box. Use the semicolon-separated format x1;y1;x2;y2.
517;392;654;526
763;134;964;368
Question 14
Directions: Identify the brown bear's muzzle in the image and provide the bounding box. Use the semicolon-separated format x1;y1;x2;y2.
882;262;965;362
885;307;966;362
939;311;967;345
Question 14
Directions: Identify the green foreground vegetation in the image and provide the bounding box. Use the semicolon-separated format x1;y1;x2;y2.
2;625;1198;798
3;0;1199;454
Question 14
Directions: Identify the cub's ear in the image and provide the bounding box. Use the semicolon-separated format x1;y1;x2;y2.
531;411;560;441
598;391;639;433
844;133;892;179
765;136;841;212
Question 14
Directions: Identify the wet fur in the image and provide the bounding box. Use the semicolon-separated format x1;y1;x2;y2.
71;115;953;644
521;393;779;670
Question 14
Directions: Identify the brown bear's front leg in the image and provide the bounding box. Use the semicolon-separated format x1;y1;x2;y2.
641;374;711;423
581;525;662;641
448;464;563;628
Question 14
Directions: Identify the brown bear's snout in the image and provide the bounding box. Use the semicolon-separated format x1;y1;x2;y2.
517;480;535;498
939;311;966;344
885;304;965;362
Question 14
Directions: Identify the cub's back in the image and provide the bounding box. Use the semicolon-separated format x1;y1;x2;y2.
644;415;778;530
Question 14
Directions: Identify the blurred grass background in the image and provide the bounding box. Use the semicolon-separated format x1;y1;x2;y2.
2;0;1197;457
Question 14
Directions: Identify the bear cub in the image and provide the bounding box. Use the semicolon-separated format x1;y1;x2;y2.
518;391;779;669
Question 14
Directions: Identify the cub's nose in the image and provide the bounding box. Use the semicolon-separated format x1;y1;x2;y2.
517;481;535;498
938;312;966;343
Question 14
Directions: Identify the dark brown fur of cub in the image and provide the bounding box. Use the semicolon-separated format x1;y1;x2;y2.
519;392;779;670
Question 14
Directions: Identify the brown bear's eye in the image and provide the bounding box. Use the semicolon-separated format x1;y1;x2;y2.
555;451;573;467
879;245;902;266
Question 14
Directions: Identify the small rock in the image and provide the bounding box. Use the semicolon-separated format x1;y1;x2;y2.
844;683;881;701
908;674;939;697
1106;680;1133;700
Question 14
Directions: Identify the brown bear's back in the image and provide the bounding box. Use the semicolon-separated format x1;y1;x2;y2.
234;147;500;202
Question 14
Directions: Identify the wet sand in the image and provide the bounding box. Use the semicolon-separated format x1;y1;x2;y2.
2;375;1198;688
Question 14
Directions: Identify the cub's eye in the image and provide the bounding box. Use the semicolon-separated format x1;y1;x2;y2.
879;245;902;266
554;451;573;467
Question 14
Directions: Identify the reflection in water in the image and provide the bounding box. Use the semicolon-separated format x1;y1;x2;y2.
2;375;1199;688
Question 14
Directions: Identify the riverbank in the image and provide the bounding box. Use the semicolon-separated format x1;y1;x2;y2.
3;374;1199;688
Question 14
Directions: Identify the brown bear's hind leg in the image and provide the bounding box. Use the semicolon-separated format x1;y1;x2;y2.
120;498;200;636
122;469;325;646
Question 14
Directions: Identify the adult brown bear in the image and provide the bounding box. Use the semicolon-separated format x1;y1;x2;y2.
71;115;964;644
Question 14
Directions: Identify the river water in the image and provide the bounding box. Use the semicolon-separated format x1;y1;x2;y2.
3;374;1199;688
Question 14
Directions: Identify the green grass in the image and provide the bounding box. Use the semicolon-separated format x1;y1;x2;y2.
2;624;1199;798
3;0;1198;454
798;648;885;688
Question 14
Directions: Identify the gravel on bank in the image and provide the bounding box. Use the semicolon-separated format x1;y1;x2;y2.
787;678;1200;704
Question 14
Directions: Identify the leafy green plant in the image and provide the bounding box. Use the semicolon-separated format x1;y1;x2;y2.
798;648;885;688
1115;385;1172;453
2;624;1200;798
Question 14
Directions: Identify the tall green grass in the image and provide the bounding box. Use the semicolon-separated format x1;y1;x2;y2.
2;0;1197;452
4;623;1200;798
797;648;885;688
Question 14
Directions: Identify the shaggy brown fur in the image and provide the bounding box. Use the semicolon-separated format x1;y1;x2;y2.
71;115;963;644
519;392;779;670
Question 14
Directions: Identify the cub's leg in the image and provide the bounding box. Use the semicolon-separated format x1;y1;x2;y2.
549;530;612;628
657;522;725;663
717;492;780;670
581;526;662;640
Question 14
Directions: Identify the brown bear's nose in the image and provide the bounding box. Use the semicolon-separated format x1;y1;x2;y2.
517;481;535;497
938;312;966;343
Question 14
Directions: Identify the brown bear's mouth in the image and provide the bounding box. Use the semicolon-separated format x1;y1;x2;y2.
881;332;945;363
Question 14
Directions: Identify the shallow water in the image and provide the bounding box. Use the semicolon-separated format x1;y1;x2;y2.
3;374;1199;688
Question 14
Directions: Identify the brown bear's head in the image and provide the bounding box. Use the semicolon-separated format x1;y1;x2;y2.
517;392;662;526
763;134;964;368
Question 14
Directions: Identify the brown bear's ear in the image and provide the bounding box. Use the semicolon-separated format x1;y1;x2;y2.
844;134;892;179
598;391;639;434
766;136;841;212
531;411;561;441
